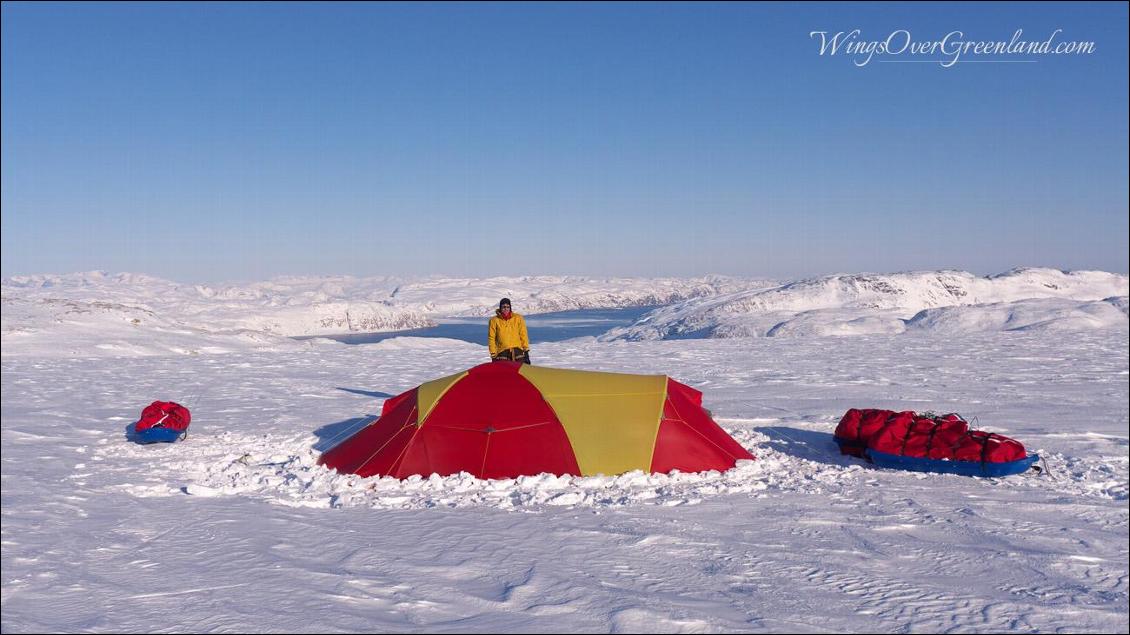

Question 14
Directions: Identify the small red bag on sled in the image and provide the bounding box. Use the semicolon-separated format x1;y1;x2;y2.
133;401;191;443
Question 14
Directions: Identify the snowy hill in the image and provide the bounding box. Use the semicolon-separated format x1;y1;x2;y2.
905;296;1129;335
602;268;1129;340
1;272;755;357
1;273;429;356
3;271;432;335
384;275;754;317
4;268;1126;357
0;294;336;358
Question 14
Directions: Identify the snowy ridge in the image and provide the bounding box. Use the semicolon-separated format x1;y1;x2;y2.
603;268;1129;340
905;296;1129;334
2;272;753;356
0;295;331;357
1;272;429;354
5;268;1126;356
384;274;757;317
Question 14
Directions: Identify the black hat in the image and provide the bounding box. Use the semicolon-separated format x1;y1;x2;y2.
499;297;511;308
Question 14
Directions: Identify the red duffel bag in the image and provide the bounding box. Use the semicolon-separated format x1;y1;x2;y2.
926;416;970;460
136;401;191;432
834;408;899;457
953;430;1026;463
867;411;918;456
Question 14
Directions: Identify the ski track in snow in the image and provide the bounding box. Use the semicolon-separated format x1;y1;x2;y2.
2;332;1127;632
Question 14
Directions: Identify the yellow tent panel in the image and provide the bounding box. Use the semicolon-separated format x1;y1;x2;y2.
519;365;667;475
416;370;469;425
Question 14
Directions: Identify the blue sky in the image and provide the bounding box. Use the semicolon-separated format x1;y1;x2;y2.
2;2;1127;282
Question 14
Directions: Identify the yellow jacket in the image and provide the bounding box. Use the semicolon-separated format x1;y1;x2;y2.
488;311;530;357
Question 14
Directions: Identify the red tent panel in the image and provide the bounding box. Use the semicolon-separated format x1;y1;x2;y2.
320;391;419;476
666;380;705;407
361;425;419;477
480;422;581;479
423;363;553;432
381;389;414;417
664;381;753;461
394;425;488;478
388;362;580;478
650;417;740;473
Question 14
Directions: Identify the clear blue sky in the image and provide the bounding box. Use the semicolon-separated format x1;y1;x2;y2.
3;2;1127;282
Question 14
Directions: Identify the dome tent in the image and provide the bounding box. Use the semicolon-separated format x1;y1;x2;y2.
319;362;753;479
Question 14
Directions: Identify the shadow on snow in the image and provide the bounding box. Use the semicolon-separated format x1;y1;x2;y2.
755;427;858;468
312;415;378;453
336;387;395;399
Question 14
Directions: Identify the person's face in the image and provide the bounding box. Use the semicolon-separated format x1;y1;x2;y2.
501;305;511;315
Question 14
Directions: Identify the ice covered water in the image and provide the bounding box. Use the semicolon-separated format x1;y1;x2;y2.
310;306;657;345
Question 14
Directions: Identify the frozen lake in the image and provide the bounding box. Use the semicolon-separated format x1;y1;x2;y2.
304;306;656;345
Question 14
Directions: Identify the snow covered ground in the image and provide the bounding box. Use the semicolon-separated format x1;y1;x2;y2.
3;319;1127;632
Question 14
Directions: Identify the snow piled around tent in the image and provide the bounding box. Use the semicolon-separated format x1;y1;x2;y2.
107;421;1126;511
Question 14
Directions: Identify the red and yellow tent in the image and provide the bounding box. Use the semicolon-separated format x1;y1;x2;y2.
319;361;753;479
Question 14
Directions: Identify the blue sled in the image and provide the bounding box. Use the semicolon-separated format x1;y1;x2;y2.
866;449;1039;477
133;428;188;444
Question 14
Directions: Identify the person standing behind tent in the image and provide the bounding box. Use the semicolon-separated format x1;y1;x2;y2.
488;298;531;364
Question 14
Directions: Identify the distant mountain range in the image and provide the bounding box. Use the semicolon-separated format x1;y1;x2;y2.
600;268;1128;340
3;268;1125;357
